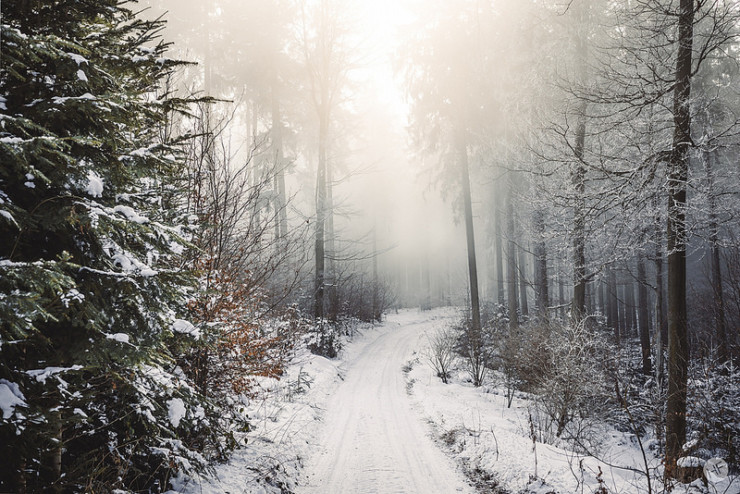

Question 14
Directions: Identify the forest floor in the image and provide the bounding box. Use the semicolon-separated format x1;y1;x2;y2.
296;310;473;494
171;308;739;494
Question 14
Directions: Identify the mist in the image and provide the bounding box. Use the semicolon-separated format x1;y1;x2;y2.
132;0;740;328
136;0;493;312
3;0;740;490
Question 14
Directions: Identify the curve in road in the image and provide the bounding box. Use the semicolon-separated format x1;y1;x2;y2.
297;312;473;494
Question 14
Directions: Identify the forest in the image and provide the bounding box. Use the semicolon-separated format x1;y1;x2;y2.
1;0;739;493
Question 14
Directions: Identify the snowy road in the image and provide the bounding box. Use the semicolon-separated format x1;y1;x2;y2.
297;312;473;494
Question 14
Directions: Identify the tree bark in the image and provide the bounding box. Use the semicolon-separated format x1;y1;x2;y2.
665;0;694;479
608;267;620;345
571;118;587;324
618;279;625;334
372;225;381;321
314;110;327;320
557;260;565;321
655;233;666;386
495;184;505;307
571;1;588;326
459;136;481;332
533;209;549;318
422;243;432;310
706;150;728;361
637;254;653;375
506;181;519;330
518;244;529;318
271;79;288;241
326;148;338;322
625;273;636;336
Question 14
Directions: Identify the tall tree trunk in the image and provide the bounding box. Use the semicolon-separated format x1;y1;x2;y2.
250;107;262;231
625;273;636;336
314;111;328;320
558;260;566;321
608;267;620;345
518;245;529;318
459;137;481;331
372;225;381;321
665;0;694;479
422;243;432;310
638;253;653;375
655;233;666;386
571;119;587;324
326;152;338;322
271;78;288;241
710;232;727;360
618;281;627;337
586;280;594;315
506;181;519;329
571;1;588;325
487;217;496;304
495;183;506;307
533;209;549;318
706;150;728;361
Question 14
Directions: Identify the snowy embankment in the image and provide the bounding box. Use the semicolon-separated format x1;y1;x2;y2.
170;308;471;494
169;328;352;493
403;311;740;494
169;308;738;494
296;309;472;493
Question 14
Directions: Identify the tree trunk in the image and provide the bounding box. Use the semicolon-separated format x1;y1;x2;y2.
655;234;666;386
625;273;636;337
571;118;587;324
250;107;262;230
608;267;620;345
571;0;588;326
638;254;653;375
533;209;549;318
271;79;288;241
422;244;432;310
586;280;594;315
518;244;529;318
506;181;519;329
314;111;328;320
459;136;481;332
326;151;338;322
372;225;381;321
706;150;728;361
618;279;625;335
665;0;693;479
495;184;505;307
557;260;565;321
710;236;727;360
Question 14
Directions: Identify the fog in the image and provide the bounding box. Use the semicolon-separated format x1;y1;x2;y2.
137;0;483;309
6;1;740;490
136;0;740;327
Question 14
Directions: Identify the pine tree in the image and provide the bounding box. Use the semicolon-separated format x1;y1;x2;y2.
1;2;224;492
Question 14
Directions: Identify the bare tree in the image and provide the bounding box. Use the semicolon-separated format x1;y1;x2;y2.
297;0;353;320
664;0;694;479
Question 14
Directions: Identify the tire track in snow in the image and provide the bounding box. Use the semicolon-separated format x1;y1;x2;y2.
297;314;473;493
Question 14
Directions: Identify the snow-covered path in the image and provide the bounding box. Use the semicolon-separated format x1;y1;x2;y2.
297;312;472;494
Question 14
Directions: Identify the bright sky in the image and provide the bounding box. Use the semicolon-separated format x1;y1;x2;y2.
354;0;415;118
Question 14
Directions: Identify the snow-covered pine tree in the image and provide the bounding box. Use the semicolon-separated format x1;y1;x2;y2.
0;2;226;492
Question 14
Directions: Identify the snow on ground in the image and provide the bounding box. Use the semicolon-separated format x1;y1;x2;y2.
170;309;472;494
169;308;739;494
296;309;473;494
403;310;740;494
170;337;346;494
